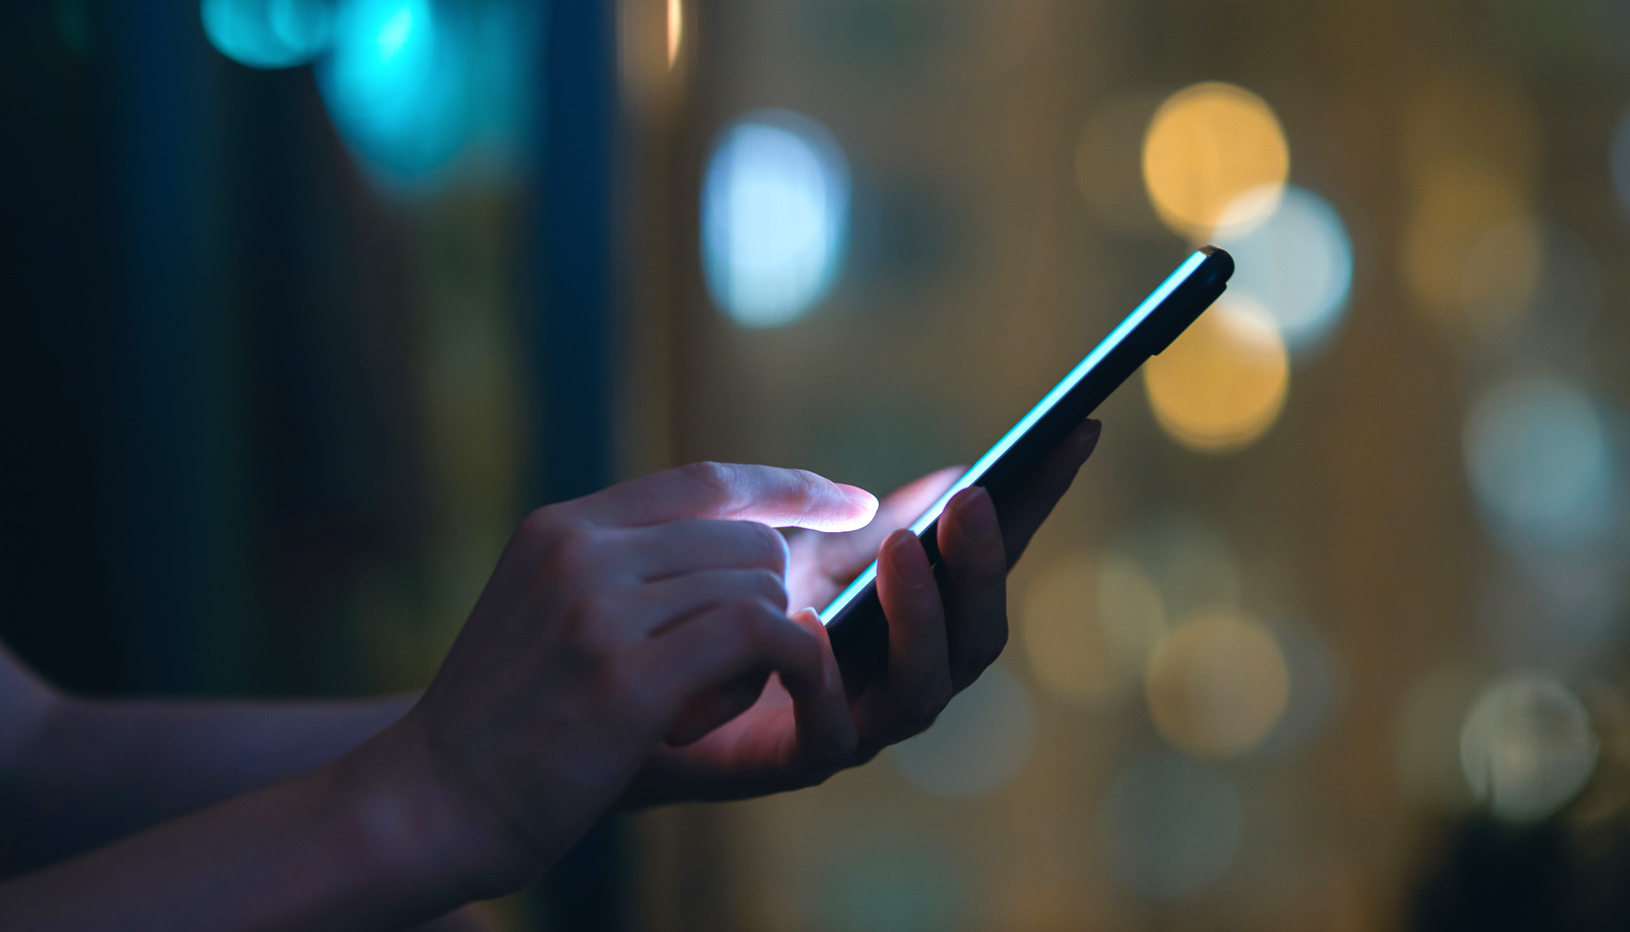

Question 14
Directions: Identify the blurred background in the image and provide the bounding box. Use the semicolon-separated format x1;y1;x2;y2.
6;0;1630;929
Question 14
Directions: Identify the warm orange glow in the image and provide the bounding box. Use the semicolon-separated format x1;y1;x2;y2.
667;0;682;69
1145;611;1289;758
1021;551;1165;704
1143;300;1289;453
1142;82;1289;240
1400;162;1538;333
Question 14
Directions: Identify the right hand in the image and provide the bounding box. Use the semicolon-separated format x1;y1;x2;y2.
372;463;877;895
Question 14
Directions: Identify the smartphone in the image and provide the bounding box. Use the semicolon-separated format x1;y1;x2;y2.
822;246;1235;683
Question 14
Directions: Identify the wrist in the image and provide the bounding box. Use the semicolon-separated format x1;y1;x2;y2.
327;716;545;903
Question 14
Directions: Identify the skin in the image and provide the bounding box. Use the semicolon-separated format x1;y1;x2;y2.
0;419;1100;931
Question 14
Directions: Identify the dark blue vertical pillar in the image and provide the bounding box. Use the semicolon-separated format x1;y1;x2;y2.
110;0;244;696
534;0;617;504
533;0;629;929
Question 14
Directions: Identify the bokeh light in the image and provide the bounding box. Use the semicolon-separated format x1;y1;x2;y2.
1400;70;1541;193
1141;82;1289;241
1145;610;1290;758
1143;299;1289;453
814;845;966;932
1460;672;1599;822
891;662;1036;798
1611;105;1630;219
1401;163;1536;335
202;0;333;69
1021;550;1165;704
702;111;851;327
315;0;532;188
1255;621;1345;758
1213;186;1353;352
1459;218;1544;335
667;0;682;68
1397;72;1544;338
325;0;436;130
1463;374;1619;550
1099;753;1244;898
1111;511;1242;619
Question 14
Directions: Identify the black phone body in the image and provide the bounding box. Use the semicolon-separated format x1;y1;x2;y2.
821;246;1235;684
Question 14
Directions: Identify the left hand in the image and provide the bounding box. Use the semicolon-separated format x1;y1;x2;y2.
618;419;1102;806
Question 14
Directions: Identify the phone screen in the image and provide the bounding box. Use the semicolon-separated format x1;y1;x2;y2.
819;248;1220;627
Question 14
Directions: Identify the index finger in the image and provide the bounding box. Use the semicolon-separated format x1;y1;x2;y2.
789;465;965;597
562;462;879;531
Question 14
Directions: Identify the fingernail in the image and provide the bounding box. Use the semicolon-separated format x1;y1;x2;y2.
837;483;879;515
957;487;998;540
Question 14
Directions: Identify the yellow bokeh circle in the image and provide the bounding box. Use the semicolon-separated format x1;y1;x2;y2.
1142;82;1290;240
1021;550;1165;704
1400;162;1539;335
1145;610;1290;758
1143;299;1289;453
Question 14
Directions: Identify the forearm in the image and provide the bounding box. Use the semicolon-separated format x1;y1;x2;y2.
0;724;501;932
1;693;416;877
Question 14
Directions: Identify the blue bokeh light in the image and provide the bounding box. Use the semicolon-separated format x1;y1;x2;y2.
1213;185;1354;353
202;0;334;69
314;0;532;189
1464;374;1619;551
1611;105;1630;219
890;662;1036;798
702;111;851;327
317;0;448;179
1098;753;1243;898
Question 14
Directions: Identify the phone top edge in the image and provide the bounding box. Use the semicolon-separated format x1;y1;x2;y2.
818;249;1218;626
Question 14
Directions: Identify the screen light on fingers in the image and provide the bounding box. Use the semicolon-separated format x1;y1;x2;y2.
819;251;1211;624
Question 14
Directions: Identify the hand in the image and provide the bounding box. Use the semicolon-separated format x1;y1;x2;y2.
619;419;1102;805
361;463;878;895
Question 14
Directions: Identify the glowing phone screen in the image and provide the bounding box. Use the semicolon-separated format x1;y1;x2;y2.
818;249;1212;625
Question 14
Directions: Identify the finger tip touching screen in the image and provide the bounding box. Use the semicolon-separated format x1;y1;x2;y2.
822;247;1234;684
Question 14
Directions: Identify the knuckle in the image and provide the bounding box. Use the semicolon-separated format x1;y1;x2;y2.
678;461;737;509
723;596;766;628
784;470;821;510
749;569;790;610
743;521;791;566
543;525;604;579
518;505;560;542
722;597;779;643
